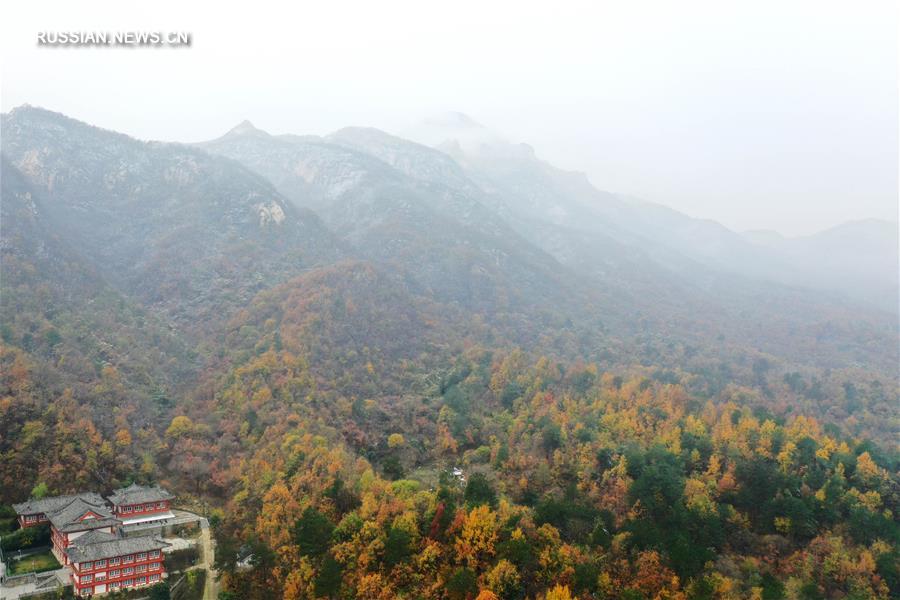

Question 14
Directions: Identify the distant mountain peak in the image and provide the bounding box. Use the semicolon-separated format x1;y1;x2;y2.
327;126;436;154
3;104;139;146
406;112;505;152
223;119;268;138
7;104;74;124
8;103;36;114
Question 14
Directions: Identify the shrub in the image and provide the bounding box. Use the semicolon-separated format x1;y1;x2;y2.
0;517;18;534
464;473;497;508
1;523;50;551
293;507;334;558
165;547;201;573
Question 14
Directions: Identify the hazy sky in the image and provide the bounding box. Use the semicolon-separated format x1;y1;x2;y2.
2;0;897;235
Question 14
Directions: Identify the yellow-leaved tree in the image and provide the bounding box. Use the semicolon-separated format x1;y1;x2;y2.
455;504;499;569
544;584;573;600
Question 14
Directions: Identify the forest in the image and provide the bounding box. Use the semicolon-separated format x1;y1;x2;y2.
0;106;897;599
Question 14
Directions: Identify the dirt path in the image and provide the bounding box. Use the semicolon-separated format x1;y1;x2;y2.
168;510;218;600
198;519;218;600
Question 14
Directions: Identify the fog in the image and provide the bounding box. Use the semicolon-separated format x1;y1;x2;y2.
2;0;897;235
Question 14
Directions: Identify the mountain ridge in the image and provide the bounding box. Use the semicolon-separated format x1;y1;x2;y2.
1;105;347;332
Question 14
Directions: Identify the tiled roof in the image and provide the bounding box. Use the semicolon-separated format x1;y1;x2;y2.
66;533;170;563
12;493;106;516
46;498;120;533
70;529;118;546
107;483;174;506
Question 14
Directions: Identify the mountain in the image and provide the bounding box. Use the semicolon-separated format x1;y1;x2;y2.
1;156;202;498
1;106;344;332
406;114;760;270
743;220;899;312
2;105;896;440
324;118;899;374
200;122;601;322
409;113;899;314
2;106;898;600
203;121;751;354
197;116;900;375
1;154;195;390
326;124;689;291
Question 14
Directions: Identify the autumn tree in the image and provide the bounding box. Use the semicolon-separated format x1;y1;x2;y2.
455;505;499;569
294;507;334;558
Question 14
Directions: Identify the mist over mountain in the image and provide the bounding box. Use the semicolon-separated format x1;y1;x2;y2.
200;120;593;319
410;113;899;314
1;105;897;600
1;152;195;379
2;106;345;331
743;219;899;312
3;104;895;381
4;0;898;594
200;117;878;368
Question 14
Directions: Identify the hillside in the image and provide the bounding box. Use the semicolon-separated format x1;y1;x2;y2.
321;122;899;376
744;220;899;312
1;106;345;333
200;122;598;319
0;106;897;600
412;114;899;315
0;157;197;498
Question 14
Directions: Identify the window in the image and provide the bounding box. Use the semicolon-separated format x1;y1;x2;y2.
123;579;133;587
25;515;36;523
81;587;93;595
157;502;166;508
109;557;120;566
123;567;134;575
123;505;132;513
137;553;147;561
123;555;134;563
136;564;147;573
137;576;147;585
95;559;106;568
109;581;120;589
82;562;93;571
109;569;120;577
145;504;154;511
149;550;160;558
80;575;92;584
150;563;161;571
95;572;106;581
149;574;160;582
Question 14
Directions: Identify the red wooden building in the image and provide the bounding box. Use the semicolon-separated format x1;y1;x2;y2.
66;530;169;596
13;493;106;530
107;483;175;529
13;485;175;597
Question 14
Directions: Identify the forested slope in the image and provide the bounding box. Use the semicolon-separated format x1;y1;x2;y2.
0;106;897;599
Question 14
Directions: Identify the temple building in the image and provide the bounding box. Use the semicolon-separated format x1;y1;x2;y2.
13;493;107;530
107;483;175;530
12;484;174;596
66;530;168;596
44;498;121;565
